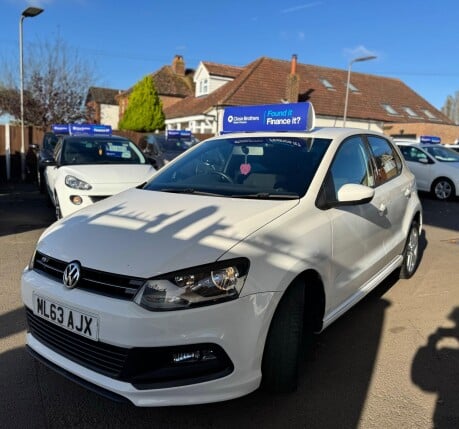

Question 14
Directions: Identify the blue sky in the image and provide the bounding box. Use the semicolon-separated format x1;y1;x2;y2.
1;0;458;110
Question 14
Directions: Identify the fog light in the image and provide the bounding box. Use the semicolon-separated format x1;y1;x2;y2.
172;348;217;364
70;195;83;205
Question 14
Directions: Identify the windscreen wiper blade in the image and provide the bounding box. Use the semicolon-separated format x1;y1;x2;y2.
231;192;299;200
159;188;226;196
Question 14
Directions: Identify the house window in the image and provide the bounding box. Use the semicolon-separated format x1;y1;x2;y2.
347;82;359;92
422;109;437;119
382;104;399;115
403;107;419;117
199;79;209;96
320;78;334;90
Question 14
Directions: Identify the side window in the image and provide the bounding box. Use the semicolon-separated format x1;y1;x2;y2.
398;145;414;161
366;136;402;186
329;136;374;196
410;147;429;163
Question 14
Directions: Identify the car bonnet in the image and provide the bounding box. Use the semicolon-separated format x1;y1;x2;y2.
37;188;299;278
59;164;155;184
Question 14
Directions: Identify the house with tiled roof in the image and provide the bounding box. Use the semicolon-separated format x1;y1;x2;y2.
116;55;195;125
85;86;122;130
164;55;458;142
194;61;243;97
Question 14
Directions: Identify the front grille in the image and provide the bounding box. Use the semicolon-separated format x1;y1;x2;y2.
26;308;234;389
26;308;128;378
33;251;145;300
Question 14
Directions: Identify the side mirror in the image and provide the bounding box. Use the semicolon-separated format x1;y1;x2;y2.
336;184;375;206
418;157;429;164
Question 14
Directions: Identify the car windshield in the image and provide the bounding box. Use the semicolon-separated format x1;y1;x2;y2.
61;137;146;165
44;134;58;151
424;146;459;162
143;136;332;199
149;135;195;152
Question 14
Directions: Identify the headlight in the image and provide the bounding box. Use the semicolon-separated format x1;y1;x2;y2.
134;258;249;311
65;175;92;190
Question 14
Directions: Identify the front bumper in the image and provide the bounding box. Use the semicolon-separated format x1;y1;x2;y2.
21;269;279;406
58;191;108;218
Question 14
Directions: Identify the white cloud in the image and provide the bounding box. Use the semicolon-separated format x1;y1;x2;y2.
344;45;379;61
281;2;323;14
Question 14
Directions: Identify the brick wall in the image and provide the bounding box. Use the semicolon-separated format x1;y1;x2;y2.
384;122;459;143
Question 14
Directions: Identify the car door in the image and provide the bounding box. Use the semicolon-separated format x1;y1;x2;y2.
398;145;434;192
366;135;411;260
322;135;390;311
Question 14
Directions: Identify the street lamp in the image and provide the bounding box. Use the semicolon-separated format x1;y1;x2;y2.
343;55;377;127
19;6;44;181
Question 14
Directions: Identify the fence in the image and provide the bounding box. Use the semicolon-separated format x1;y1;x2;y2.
0;125;214;183
0;125;45;183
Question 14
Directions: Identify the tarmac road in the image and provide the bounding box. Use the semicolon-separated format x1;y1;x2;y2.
1;183;458;429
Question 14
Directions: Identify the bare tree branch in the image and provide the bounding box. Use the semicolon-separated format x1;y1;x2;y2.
0;34;98;129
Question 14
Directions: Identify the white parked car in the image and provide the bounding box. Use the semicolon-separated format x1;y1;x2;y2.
44;129;156;218
396;138;459;200
22;103;422;406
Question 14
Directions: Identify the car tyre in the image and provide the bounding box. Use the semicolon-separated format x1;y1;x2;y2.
262;278;305;393
432;178;455;201
399;220;420;279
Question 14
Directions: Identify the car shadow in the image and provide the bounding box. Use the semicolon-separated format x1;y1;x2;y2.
418;192;459;232
0;182;54;237
411;307;459;428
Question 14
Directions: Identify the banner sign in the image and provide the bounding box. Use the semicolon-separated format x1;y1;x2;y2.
419;135;441;144
222;102;315;133
167;130;192;140
51;124;112;136
52;124;70;135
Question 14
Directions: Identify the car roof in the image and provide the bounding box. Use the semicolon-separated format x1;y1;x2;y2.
394;140;445;149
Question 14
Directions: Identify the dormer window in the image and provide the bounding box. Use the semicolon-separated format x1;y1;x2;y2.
320;78;334;90
347;82;359;92
422;109;437;119
403;107;419;117
198;79;209;96
382;104;399;115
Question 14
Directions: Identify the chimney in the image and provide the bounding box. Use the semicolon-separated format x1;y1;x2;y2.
285;54;300;103
172;55;185;76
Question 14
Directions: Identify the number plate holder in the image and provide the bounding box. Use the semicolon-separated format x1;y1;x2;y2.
32;293;99;341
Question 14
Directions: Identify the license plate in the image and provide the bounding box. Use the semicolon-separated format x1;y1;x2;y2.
32;294;99;341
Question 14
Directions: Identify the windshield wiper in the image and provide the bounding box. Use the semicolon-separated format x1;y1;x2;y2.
231;192;299;200
159;188;226;197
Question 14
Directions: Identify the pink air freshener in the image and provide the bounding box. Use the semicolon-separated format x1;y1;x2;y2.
240;163;251;175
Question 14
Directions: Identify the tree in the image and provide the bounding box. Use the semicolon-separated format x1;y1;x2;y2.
441;92;459;125
118;75;165;132
0;35;96;129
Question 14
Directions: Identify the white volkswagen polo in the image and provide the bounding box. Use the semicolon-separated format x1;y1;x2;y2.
44;125;156;218
22;103;422;406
